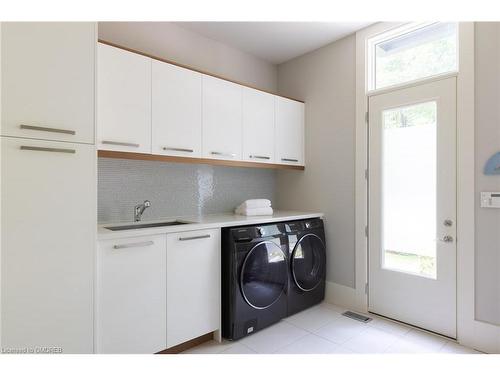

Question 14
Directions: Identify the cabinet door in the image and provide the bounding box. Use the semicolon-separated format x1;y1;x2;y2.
275;97;305;166
242;88;275;163
202;76;242;160
152;60;202;157
1;137;95;353
1;22;95;144
97;235;166;354
97;43;151;153
166;229;220;348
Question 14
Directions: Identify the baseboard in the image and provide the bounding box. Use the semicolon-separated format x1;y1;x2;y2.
324;281;359;311
466;320;500;354
156;332;213;354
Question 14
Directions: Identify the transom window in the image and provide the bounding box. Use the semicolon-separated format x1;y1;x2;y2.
368;22;458;91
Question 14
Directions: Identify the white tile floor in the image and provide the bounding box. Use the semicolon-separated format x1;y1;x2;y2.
182;302;482;354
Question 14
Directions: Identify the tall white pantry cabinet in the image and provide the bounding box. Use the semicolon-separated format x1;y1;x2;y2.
0;23;96;353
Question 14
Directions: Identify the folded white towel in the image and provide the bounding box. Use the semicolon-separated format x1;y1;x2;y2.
238;199;271;210
235;206;274;216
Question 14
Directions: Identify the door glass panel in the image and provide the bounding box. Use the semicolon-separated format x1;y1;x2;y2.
292;235;326;291
381;101;437;278
240;240;287;309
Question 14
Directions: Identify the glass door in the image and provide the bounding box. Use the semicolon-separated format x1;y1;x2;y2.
368;77;457;338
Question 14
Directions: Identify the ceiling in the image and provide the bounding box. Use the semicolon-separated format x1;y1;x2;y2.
177;22;373;64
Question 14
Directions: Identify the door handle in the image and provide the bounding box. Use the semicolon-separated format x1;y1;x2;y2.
281;158;299;162
211;151;236;158
20;145;76;154
163;147;194;153
113;241;154;249
102;140;140;148
439;235;454;243
20;124;76;135
178;234;211;241
249;155;271;160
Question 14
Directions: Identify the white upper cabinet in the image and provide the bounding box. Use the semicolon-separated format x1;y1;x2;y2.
275;97;305;166
242;87;275;163
97;43;151;153
152;60;202;158
202;75;242;160
94;44;305;168
1;22;95;144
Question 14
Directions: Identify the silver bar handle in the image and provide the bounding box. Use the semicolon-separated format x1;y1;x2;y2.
281;158;299;162
249;155;270;160
102;140;140;148
163;147;194;153
20;145;76;154
211;151;236;158
178;234;211;241
20;124;76;135
113;241;154;249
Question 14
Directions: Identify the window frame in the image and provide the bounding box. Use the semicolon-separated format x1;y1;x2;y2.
367;22;459;94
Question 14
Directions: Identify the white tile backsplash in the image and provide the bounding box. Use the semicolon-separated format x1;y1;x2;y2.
97;158;276;223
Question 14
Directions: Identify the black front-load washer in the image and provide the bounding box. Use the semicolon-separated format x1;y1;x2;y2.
222;223;288;340
286;218;326;316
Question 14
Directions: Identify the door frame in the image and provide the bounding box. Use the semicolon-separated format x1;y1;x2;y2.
354;22;491;351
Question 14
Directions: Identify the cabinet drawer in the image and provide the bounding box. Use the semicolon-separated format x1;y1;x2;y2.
166;228;221;348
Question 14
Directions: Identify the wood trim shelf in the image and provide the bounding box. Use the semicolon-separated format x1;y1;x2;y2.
98;39;305;104
98;150;305;171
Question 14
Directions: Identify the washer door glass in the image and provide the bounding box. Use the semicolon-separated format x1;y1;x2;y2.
291;234;326;291
240;240;287;309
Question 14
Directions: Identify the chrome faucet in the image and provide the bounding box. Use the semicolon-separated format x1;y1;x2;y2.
134;200;151;222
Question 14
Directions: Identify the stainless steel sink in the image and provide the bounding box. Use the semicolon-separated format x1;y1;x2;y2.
105;220;193;231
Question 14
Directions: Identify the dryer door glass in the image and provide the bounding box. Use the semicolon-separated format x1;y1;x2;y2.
291;234;326;291
240;240;287;309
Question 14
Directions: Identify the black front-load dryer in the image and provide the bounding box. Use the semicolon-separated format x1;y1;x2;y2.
286;218;326;316
222;223;288;340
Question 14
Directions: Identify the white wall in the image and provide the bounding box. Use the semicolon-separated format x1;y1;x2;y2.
276;35;356;287
474;22;500;326
98;22;278;92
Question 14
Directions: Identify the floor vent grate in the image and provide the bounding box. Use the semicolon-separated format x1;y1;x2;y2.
342;311;372;323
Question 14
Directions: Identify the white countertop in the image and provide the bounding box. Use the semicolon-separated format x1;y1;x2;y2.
97;210;324;240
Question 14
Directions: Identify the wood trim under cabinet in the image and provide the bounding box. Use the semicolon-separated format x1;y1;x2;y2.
97;150;305;171
156;332;213;354
98;39;305;104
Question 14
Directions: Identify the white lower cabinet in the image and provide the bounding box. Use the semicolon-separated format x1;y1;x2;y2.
166;229;221;348
97;228;221;353
97;235;167;354
1;137;95;353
